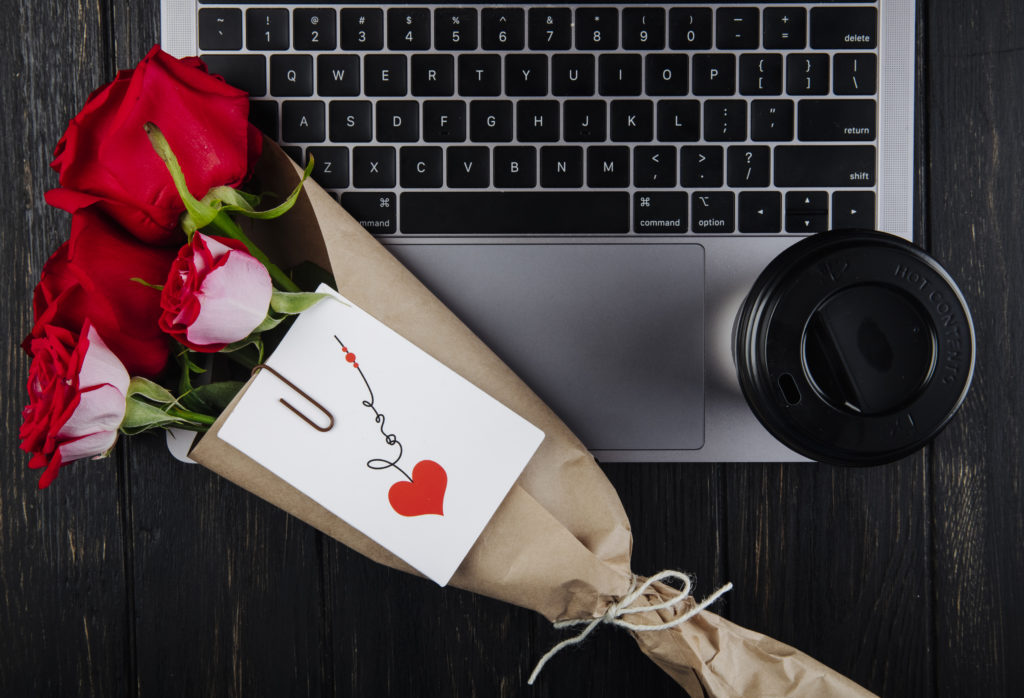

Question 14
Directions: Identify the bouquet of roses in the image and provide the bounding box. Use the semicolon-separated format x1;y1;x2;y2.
21;46;876;697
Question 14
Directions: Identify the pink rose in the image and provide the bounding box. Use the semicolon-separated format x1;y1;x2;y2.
159;233;273;352
21;322;131;488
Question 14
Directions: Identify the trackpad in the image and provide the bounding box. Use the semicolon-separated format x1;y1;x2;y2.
389;243;704;452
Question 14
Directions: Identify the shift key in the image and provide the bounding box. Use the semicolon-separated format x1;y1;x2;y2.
774;146;875;187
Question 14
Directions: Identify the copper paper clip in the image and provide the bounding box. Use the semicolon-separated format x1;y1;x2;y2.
252;364;335;433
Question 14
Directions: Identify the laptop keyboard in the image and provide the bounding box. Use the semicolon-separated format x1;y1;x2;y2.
197;3;880;236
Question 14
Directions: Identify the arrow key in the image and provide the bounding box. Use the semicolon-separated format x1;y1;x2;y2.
785;190;827;233
832;190;875;230
739;191;781;233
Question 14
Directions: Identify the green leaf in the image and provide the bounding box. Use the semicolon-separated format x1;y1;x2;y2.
269;290;334;315
144;122;220;230
205;186;259;212
126;377;177;405
187;381;246;412
226;156;315;221
121;398;183;435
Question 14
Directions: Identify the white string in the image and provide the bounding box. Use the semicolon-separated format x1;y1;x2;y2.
527;571;733;685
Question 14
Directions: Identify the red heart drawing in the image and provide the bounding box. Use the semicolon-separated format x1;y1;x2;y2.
388;460;447;517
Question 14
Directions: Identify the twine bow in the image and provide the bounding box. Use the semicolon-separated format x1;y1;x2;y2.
527;570;733;685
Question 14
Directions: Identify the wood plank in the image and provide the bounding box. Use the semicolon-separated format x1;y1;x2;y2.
0;0;130;695
925;0;1024;694
724;459;933;697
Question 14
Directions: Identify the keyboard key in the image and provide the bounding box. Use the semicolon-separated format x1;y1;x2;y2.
634;146;677;188
329;100;372;142
446;146;489;188
271;54;313;97
528;8;571;50
248;100;278;139
832;191;875;229
353;147;396;188
493;146;537;188
388;9;430;51
423;101;466;142
282;101;325;143
400;146;444;188
435;8;478;50
306;146;349;189
611;101;653;142
470;100;513;142
376;101;419;142
400;192;629;235
811;7;877;50
681;146;723;187
552;55;595;96
774;146;876;187
786;54;829;96
482;8;525;50
365;55;407;97
505;55;548;97
726;146;770;187
198;9;242;51
646;55;688;96
786;191;828;233
246;9;288;51
200;54;265;96
798;100;876;141
317;55;359;96
716;8;759;50
575;8;618;50
540;146;584;188
739;191;782;233
458;55;501;97
750;100;794;141
293;8;336;51
669;8;712;50
517;101;560;142
763;8;806;50
587;146;630;188
739;54;783;96
657;100;700;142
564;101;606;142
834;54;878;95
412;55;455;97
623;8;665;50
704;100;747;142
692;54;736;96
341;9;383;50
341;192;396;234
598;54;642;97
634;193;687;234
692;192;735;233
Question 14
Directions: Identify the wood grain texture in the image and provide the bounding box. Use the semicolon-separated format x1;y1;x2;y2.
2;0;1022;696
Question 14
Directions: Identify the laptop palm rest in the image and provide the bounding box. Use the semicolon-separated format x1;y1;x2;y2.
388;242;705;453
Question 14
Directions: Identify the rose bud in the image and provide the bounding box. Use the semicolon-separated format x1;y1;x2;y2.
160;233;273;352
20;322;131;489
24;211;176;378
45;45;262;245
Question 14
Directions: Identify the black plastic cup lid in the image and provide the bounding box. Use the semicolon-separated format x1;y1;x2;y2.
734;230;975;466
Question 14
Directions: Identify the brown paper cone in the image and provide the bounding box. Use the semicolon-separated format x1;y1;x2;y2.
190;140;876;697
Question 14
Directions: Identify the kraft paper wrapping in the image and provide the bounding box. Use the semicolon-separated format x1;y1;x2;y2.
190;141;876;697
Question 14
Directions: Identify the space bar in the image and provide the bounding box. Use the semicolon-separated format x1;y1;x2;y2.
400;192;630;235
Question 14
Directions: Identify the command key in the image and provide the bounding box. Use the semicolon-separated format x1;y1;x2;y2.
634;192;688;233
340;192;397;234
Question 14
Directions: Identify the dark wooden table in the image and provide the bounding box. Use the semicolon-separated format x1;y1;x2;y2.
2;1;1021;696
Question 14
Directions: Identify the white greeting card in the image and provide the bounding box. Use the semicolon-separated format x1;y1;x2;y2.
219;286;545;585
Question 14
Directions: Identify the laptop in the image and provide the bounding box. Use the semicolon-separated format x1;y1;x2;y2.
161;1;915;462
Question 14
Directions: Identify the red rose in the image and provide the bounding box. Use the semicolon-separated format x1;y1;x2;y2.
25;211;176;377
45;45;262;245
160;233;272;352
21;322;131;488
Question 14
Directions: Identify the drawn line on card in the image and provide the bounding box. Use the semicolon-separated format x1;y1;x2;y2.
251;364;335;432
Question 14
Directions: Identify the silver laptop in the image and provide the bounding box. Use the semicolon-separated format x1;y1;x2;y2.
161;1;915;462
